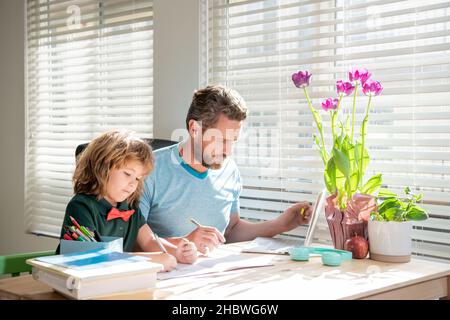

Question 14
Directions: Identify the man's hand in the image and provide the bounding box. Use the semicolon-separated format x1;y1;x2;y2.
175;238;198;264
186;225;225;254
277;202;312;232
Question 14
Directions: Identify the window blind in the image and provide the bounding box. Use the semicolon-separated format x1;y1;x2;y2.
208;0;450;261
25;0;154;237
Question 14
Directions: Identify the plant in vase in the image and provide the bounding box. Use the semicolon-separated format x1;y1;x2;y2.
292;68;383;253
368;187;429;262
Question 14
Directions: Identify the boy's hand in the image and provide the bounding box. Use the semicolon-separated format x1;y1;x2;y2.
175;238;198;264
156;253;177;272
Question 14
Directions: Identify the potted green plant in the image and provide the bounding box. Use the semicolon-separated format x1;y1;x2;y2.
368;187;429;262
292;68;382;253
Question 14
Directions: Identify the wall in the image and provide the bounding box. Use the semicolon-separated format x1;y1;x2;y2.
0;0;57;254
153;0;201;139
0;0;201;254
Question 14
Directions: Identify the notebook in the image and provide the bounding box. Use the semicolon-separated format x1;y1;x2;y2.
242;189;326;254
27;249;163;299
157;247;274;280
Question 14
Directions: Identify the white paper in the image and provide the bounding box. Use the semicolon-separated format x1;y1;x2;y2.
157;250;274;280
241;237;304;254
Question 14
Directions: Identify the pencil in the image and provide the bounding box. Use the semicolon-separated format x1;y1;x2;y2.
300;207;305;216
190;218;202;228
151;229;167;253
190;217;226;244
69;216;81;229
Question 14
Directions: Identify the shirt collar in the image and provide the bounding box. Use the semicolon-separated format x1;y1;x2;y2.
172;142;209;180
98;197;131;216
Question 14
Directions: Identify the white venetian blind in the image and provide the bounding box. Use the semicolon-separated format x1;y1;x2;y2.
208;0;450;261
25;0;154;237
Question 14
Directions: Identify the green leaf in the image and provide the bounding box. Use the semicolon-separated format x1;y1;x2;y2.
378;188;397;198
361;174;382;195
404;186;411;195
349;171;359;193
335;165;346;194
378;197;401;213
324;158;337;194
341;136;356;170
413;194;423;203
383;207;403;221
405;206;429;221
332;148;350;179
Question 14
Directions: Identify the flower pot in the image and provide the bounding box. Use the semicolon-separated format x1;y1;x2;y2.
368;220;412;263
324;193;370;250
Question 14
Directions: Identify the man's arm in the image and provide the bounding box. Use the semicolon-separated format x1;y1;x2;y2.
224;213;283;243
224;202;312;243
139;176;154;221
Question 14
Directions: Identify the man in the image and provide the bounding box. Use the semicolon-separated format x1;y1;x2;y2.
140;85;312;254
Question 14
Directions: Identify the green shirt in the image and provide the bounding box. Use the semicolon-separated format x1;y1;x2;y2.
58;194;146;252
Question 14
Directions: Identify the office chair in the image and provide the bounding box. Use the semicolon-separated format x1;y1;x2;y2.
75;138;177;159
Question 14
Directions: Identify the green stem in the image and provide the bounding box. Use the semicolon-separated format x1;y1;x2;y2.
331;111;336;142
332;94;343;143
359;94;372;189
303;87;327;161
351;82;358;142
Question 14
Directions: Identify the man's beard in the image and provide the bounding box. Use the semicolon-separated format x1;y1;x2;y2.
202;160;224;170
193;142;226;170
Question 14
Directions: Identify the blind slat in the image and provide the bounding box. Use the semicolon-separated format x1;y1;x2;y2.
25;0;154;237
210;0;450;261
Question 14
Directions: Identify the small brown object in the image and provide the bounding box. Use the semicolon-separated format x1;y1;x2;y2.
344;235;369;259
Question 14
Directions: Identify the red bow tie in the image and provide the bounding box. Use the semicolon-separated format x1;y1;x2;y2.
106;207;135;222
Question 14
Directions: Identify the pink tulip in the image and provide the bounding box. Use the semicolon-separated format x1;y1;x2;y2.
292;70;312;88
362;79;383;96
321;98;339;111
336;80;355;96
349;68;371;85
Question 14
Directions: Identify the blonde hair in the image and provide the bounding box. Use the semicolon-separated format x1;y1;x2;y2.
73;130;154;207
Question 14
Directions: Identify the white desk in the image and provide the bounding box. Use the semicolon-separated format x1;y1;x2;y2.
0;242;449;300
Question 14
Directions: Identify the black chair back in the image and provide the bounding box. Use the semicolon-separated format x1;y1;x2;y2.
75;138;177;159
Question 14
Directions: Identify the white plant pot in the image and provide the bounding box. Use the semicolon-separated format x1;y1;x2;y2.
368;220;412;263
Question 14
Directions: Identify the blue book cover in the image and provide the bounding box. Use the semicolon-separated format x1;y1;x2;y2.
35;248;149;270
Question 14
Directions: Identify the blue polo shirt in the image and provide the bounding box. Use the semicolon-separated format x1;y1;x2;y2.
140;143;242;237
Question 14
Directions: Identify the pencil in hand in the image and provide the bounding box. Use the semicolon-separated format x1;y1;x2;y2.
300;207;305;216
151;229;167;253
190;218;203;228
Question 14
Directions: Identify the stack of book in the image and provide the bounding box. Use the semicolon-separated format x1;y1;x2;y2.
27;248;163;299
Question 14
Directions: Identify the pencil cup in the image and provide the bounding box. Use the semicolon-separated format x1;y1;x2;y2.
60;236;123;254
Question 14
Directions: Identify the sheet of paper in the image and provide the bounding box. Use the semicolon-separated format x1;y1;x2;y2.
241;237;303;254
157;250;274;280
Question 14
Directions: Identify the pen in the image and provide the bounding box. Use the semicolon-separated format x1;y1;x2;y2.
149;228;167;253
